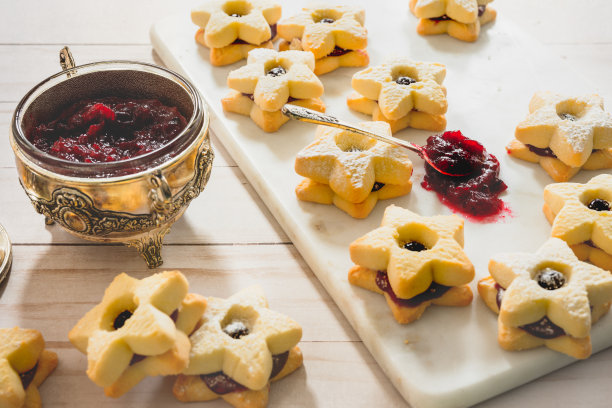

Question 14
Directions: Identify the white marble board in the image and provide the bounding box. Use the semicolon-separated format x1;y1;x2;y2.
150;1;612;407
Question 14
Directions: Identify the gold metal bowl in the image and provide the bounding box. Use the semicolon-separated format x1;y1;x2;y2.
9;49;213;268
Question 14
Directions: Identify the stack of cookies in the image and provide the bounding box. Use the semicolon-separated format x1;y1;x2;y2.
348;205;474;323
507;91;612;182
294;122;413;219
478;238;612;359
347;58;448;133
277;5;369;75
409;0;497;42
221;48;325;132
191;0;282;66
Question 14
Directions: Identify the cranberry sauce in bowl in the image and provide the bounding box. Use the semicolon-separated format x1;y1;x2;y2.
13;61;202;178
27;97;187;163
421;130;508;221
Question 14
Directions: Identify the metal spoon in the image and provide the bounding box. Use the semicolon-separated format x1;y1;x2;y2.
281;104;468;177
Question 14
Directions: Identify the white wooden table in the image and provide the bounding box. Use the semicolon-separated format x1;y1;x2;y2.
0;1;611;407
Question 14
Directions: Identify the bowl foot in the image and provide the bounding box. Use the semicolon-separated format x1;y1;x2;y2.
125;227;171;268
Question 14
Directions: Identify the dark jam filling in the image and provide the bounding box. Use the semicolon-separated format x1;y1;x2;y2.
223;321;250;339
396;76;417;86
232;24;277;45
371;182;385;192
267;66;286;77
327;46;351;57
319;18;335;24
421;131;508;221
587;198;610;212
403;241;427;252
113;310;133;330
495;284;565;339
375;270;451;307
519;317;566;339
19;363;38;389
430;5;486;22
535;268;566;290
200;351;290;394
526;144;556;158
27;97;187;163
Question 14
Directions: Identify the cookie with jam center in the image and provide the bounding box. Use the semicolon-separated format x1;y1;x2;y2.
0;327;57;408
173;285;303;407
482;238;612;359
277;5;368;75
409;0;497;42
68;271;206;397
509;91;612;181
222;48;325;132
543;174;612;271
191;0;282;66
348;205;474;324
294;122;413;218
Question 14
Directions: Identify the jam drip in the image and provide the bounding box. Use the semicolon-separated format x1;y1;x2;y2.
200;351;290;394
375;271;451;307
421;131;507;220
19;363;38;389
28;97;187;163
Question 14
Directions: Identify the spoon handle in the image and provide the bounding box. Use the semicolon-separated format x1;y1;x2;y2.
281;104;424;157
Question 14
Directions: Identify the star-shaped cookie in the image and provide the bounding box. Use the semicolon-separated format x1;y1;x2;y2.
351;59;447;120
350;205;474;300
411;0;492;24
191;0;281;49
488;238;612;358
514;91;612;168
0;328;57;408
174;286;302;406
543;174;612;271
409;0;496;42
294;121;413;206
277;5;367;60
68;271;205;397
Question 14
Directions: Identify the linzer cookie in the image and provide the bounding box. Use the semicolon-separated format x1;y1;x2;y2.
191;0;281;66
409;0;496;42
294;122;413;218
68;271;206;398
349;205;474;323
222;48;325;132
479;238;612;359
277;5;368;75
347;59;447;133
543;174;612;271
0;327;57;408
508;91;612;181
173;285;302;408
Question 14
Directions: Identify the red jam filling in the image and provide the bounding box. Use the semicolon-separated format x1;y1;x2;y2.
27;97;187;163
375;270;451;307
200;351;289;394
526;144;556;158
19;363;38;389
421;130;508;221
327;46;351;57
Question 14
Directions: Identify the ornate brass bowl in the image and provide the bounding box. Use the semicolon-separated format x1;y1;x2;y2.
9;49;213;268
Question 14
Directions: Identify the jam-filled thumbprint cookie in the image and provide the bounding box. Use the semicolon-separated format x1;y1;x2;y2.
191;0;282;66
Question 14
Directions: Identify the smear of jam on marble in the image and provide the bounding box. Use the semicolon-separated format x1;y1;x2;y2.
421;130;508;222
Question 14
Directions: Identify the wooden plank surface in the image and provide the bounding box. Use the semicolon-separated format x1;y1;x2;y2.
1;1;611;407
